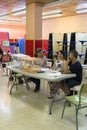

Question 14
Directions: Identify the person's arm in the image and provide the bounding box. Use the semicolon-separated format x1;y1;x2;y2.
39;56;47;67
63;59;71;74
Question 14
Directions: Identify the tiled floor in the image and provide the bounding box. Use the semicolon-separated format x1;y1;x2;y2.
0;75;87;130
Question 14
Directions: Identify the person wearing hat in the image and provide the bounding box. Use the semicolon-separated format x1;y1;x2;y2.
30;48;47;92
34;48;47;67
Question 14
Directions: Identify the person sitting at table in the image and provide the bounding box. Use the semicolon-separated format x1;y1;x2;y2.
59;50;82;95
50;53;58;70
48;50;65;98
30;48;47;92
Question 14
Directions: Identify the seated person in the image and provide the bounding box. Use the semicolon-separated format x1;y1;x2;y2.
48;50;65;98
51;53;58;70
30;48;47;92
59;50;82;95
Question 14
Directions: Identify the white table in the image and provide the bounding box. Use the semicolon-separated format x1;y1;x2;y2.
7;65;76;82
7;65;76;114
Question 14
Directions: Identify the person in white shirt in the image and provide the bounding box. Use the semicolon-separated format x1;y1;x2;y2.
48;50;65;98
30;48;47;92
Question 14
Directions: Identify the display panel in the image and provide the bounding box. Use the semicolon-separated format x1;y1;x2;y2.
2;40;10;47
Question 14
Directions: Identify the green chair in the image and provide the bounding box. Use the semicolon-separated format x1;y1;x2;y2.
61;84;87;130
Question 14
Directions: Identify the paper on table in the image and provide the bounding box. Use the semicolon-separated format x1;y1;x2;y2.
41;68;49;71
47;72;61;76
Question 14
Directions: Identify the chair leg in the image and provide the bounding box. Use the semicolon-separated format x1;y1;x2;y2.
10;75;18;94
61;101;67;119
24;76;29;90
49;90;56;115
10;80;15;94
75;106;79;130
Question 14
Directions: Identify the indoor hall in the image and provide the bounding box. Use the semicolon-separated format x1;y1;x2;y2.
0;0;87;130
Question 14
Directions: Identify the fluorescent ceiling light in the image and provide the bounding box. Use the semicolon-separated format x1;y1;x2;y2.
43;0;72;8
42;9;62;19
12;10;26;16
0;7;26;17
12;7;26;12
1;17;21;21
77;3;87;9
43;9;62;15
76;9;87;14
76;3;87;14
0;13;8;17
42;14;62;19
12;6;26;16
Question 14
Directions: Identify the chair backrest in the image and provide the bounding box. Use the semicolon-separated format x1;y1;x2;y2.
80;84;87;94
79;84;87;105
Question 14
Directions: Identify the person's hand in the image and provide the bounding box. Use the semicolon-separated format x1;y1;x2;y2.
67;56;71;64
63;60;70;74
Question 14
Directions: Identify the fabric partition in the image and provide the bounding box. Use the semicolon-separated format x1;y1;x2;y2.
84;48;87;64
10;43;14;54
18;38;25;54
62;33;67;59
48;33;53;59
69;32;76;52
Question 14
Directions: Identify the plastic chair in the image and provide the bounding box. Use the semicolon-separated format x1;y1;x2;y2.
70;84;82;95
61;83;87;130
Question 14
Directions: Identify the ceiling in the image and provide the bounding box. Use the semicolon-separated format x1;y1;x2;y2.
0;0;87;25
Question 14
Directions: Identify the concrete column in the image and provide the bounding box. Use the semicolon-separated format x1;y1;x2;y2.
26;3;42;56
